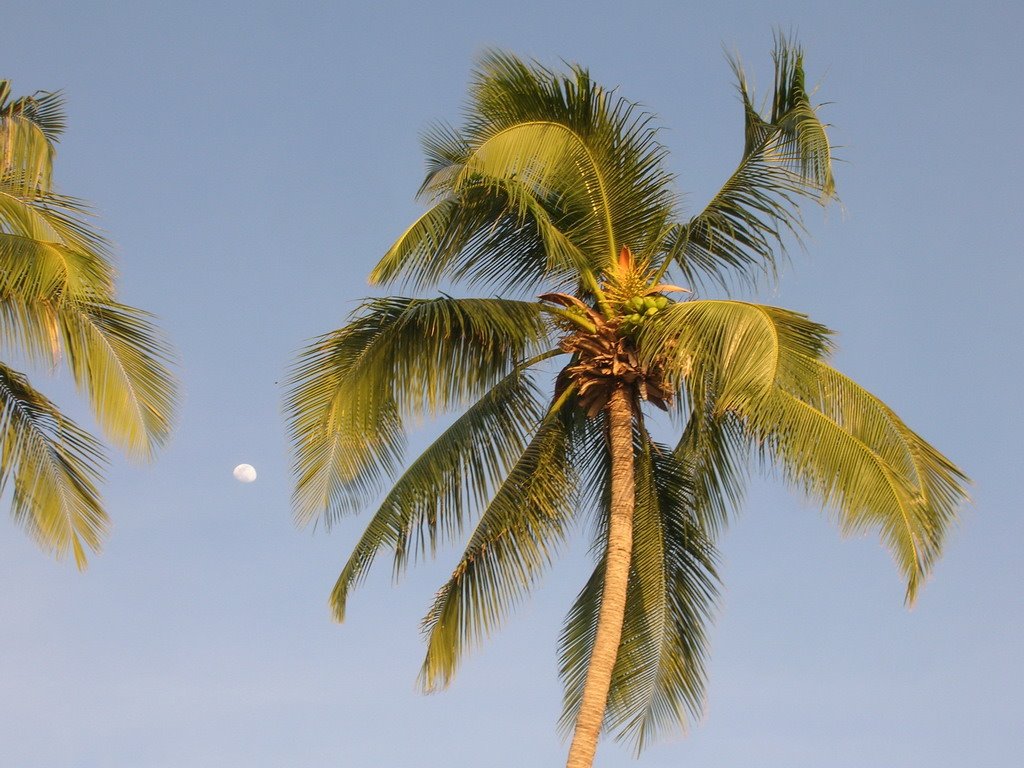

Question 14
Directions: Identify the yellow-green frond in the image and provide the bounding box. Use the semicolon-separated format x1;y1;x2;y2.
58;301;178;459
666;36;835;291
674;408;750;536
374;51;677;295
418;397;588;690
287;296;551;526
638;299;834;412
747;360;969;602
330;370;547;622
559;432;719;752
370;180;591;294
0;363;107;568
1;112;54;194
455;120;618;269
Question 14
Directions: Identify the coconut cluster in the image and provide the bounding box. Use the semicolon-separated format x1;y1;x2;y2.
620;294;670;331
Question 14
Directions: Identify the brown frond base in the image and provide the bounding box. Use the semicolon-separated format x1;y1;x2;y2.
557;322;672;418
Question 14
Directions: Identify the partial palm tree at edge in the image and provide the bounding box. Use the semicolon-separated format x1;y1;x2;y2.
0;81;178;568
286;38;969;768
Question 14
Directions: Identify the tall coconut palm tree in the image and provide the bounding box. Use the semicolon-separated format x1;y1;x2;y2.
1;81;177;567
286;39;968;768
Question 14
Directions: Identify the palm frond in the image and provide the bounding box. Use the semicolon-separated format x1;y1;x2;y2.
454;120;620;271
1;83;64;193
57;300;178;459
0;296;62;367
372;51;676;294
468;51;675;257
0;187;117;309
0;81;177;570
369;178;590;294
559;432;719;751
418;396;590;690
0;184;115;273
1;84;65;143
675;407;750;536
287;296;551;525
646;298;965;600
0;232;107;302
662;35;835;291
329;369;547;621
748;359;969;602
638;299;834;412
0;363;107;568
1;114;54;193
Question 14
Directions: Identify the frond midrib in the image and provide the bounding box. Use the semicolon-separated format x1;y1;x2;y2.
776;389;924;573
469;119;619;269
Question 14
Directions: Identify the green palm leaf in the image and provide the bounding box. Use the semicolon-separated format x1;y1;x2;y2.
1;79;178;566
559;432;719;752
369;178;590;293
418;396;593;690
58;300;177;458
1;82;63;194
638;299;834;411
0;232;111;302
663;36;835;291
286;296;551;524
330;369;547;621
372;50;675;300
748;360;968;602
674;407;750;536
0;296;61;366
0;363;107;568
1;82;65;142
646;298;967;600
467;51;674;256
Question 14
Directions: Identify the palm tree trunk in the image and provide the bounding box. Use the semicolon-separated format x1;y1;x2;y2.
565;383;635;768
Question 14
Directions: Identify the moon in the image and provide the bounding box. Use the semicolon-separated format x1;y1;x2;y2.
232;463;257;483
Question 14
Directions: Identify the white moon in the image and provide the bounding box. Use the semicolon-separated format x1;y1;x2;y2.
232;463;257;483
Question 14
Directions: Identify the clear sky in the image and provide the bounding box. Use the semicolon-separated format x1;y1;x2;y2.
2;1;1021;766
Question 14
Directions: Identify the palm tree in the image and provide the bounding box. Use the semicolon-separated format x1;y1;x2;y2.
1;81;177;567
286;39;968;768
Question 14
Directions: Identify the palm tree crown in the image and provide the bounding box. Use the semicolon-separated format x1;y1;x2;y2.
286;38;968;768
1;81;177;567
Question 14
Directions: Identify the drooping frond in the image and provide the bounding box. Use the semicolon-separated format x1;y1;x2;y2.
2;82;114;302
371;50;677;295
559;432;719;751
370;178;591;294
0;147;176;460
286;296;551;525
0;186;113;285
675;407;750;536
747;359;969;603
418;396;592;690
662;35;835;291
329;369;547;621
57;300;178;458
468;51;675;258
645;298;966;600
0;80;178;568
0;363;107;568
0;231;112;304
638;299;834;412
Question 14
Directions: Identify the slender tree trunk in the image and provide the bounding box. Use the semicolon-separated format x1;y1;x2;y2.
565;384;636;768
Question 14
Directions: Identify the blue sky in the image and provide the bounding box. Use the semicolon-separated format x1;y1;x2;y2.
2;1;1021;766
